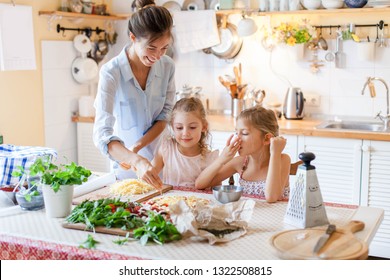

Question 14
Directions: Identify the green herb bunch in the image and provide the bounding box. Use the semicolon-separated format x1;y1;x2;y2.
133;211;182;245
29;157;91;192
66;198;144;230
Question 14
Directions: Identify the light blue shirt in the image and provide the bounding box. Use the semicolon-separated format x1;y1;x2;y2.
93;45;176;178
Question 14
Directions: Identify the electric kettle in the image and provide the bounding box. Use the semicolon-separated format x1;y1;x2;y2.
283;87;305;120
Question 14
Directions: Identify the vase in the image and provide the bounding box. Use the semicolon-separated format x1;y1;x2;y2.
42;184;74;218
288;44;305;61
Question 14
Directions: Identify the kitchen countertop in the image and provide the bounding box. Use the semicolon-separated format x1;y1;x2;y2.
0;189;384;260
72;114;390;141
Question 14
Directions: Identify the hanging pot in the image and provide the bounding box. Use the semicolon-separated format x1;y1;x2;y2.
72;33;98;84
72;56;99;84
203;15;243;60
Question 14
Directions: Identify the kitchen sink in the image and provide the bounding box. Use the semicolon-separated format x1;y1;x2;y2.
316;121;385;132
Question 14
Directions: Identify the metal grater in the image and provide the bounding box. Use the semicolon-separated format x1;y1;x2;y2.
284;152;329;228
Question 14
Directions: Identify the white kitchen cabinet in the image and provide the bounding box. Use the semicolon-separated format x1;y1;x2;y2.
297;136;362;206
361;140;390;259
76;122;111;173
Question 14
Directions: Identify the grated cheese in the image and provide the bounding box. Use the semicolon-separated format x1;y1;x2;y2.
109;179;154;196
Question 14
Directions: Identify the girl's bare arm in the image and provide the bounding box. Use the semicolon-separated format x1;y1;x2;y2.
195;134;241;189
264;137;291;202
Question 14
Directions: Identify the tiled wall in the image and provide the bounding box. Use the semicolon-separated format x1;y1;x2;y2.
41;41;96;164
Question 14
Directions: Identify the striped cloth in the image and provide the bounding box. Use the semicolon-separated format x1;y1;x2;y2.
0;144;57;186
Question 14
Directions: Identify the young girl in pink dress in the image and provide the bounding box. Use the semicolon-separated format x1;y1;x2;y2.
195;106;291;202
152;97;219;187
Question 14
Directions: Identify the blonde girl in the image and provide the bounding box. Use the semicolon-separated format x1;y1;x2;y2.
195;106;291;202
152;97;219;187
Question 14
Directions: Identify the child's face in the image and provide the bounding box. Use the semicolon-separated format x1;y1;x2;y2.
172;111;205;149
236;119;267;156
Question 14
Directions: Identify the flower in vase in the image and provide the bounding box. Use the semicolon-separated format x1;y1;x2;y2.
273;19;315;46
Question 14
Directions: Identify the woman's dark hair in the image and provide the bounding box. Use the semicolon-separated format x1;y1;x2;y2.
128;0;173;43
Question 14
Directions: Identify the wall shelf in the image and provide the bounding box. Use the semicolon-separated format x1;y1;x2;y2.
38;11;131;21
216;7;390;16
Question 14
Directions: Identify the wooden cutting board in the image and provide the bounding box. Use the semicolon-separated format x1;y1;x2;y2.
62;222;135;237
270;220;368;260
65;185;173;237
72;184;173;205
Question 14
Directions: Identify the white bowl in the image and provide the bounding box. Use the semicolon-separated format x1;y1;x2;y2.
302;0;322;9
321;0;344;9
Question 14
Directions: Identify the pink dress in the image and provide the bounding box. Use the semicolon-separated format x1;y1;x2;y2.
161;138;219;187
238;156;289;199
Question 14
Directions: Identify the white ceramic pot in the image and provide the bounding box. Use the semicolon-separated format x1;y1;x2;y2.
42;184;74;218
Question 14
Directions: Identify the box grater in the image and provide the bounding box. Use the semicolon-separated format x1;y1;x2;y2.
284;152;329;228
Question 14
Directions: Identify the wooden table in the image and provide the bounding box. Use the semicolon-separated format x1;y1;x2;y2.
0;189;384;260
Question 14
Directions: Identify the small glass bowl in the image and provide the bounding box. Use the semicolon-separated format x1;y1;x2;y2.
15;189;45;211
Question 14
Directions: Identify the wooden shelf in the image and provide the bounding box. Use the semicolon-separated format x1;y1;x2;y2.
39;10;131;21
217;7;390;16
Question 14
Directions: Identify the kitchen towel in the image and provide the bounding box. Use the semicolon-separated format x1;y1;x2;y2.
0;4;36;71
172;10;220;53
73;172;116;198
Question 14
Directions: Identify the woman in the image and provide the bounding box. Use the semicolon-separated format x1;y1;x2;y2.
93;0;175;190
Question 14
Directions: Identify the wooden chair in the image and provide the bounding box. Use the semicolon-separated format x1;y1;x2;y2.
290;160;303;175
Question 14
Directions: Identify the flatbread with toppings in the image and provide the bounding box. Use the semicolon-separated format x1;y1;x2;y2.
109;179;154;196
146;195;210;208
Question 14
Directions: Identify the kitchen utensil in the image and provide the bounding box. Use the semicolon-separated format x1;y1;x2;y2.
313;224;336;253
212;185;243;204
378;20;387;47
284;152;329;228
204;15;243;60
182;0;206;10
73;34;92;53
270;220;367;260
317;28;328;51
282;87;305;120
72;57;99;83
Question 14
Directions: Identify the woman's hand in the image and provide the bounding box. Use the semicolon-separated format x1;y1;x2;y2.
219;134;241;164
270;136;287;155
123;156;163;190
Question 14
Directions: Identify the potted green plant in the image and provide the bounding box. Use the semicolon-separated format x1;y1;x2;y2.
13;156;92;218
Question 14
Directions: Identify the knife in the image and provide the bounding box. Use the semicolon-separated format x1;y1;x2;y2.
313;224;336;254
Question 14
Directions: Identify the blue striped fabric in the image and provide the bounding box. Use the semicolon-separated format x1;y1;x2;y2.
0;144;57;186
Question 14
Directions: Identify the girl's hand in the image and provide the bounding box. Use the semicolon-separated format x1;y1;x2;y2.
270;136;287;155
219;134;241;163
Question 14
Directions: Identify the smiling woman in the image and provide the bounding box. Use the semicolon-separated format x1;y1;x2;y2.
93;0;175;188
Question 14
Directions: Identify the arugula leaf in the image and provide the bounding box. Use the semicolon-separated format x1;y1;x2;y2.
112;232;133;245
79;234;99;249
133;211;181;246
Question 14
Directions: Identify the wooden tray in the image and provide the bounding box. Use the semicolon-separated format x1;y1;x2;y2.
72;184;173;205
270;220;368;260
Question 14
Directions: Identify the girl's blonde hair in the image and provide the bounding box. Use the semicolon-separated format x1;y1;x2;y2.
169;97;210;157
238;106;279;136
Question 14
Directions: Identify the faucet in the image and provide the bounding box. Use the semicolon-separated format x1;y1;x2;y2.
362;77;390;131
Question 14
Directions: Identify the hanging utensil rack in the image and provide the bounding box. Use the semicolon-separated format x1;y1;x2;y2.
314;20;388;33
56;24;105;37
